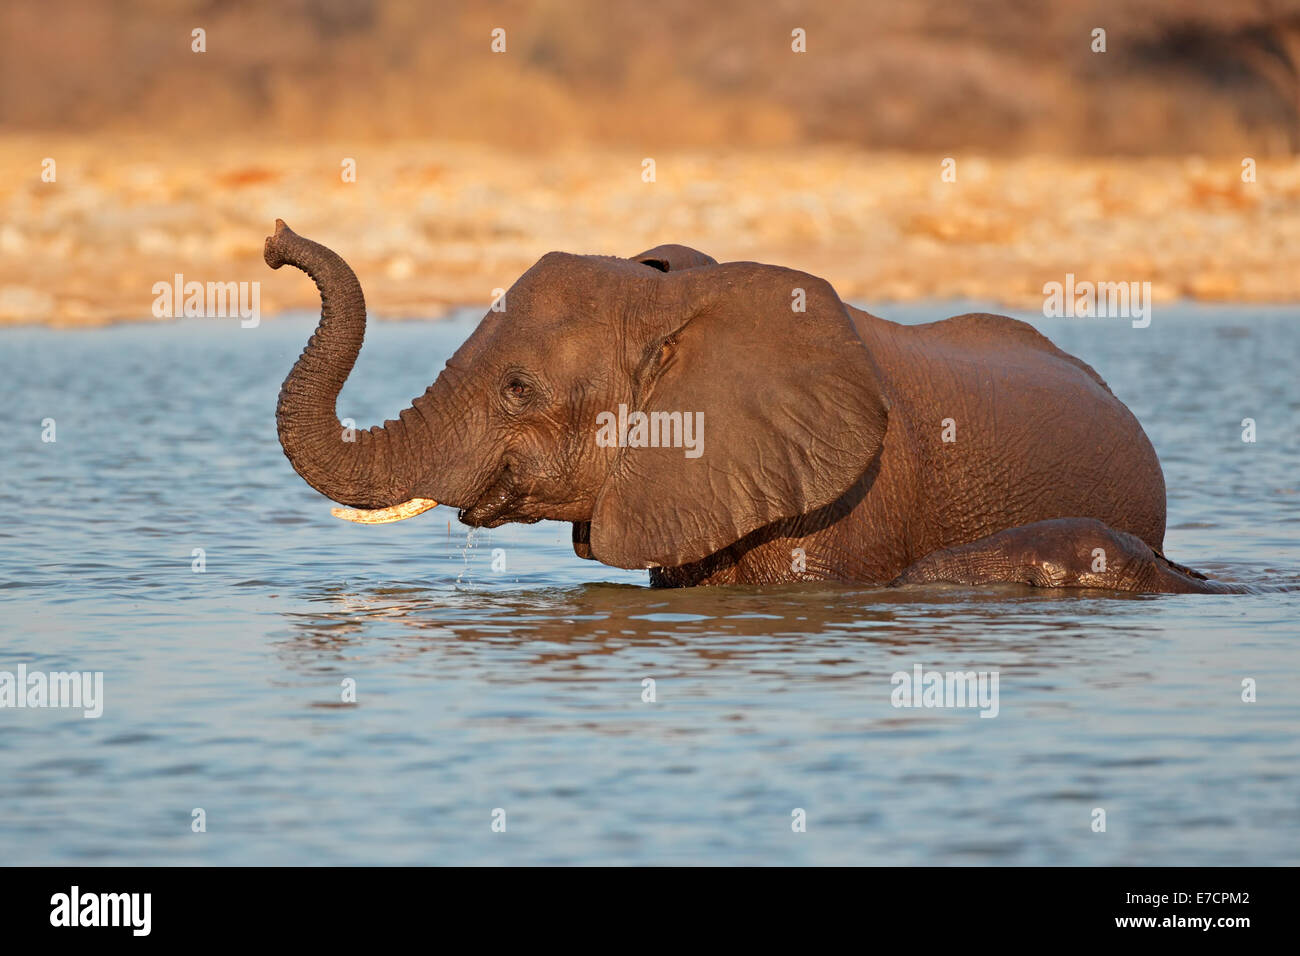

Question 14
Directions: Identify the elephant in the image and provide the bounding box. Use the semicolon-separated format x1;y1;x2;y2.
265;219;1242;593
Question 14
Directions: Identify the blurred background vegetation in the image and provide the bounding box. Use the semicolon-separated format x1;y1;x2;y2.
6;0;1300;153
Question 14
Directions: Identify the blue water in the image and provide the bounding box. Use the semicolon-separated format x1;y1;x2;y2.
1;303;1297;865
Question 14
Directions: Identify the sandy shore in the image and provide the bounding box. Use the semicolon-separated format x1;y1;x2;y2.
1;135;1296;326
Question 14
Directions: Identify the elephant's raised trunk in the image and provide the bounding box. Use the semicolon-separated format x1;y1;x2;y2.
266;219;432;511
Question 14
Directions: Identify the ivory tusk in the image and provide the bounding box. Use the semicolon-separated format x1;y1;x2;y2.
330;497;439;524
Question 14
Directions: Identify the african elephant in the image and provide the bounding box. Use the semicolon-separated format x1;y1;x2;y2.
265;219;1239;593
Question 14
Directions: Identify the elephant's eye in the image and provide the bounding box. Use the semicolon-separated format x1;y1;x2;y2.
506;379;531;399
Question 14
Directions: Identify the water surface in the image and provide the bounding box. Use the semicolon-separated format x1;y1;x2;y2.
1;304;1297;865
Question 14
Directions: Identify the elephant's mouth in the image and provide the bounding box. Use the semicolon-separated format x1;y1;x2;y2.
457;480;523;528
458;500;509;527
457;468;550;528
459;497;540;528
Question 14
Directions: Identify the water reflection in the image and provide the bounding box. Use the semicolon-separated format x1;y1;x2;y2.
275;579;1167;680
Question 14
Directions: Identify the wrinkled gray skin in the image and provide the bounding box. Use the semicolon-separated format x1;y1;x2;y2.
267;220;1242;593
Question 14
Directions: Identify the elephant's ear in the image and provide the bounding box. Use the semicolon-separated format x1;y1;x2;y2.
632;244;718;273
589;264;889;570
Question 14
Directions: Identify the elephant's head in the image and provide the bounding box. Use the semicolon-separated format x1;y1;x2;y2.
266;220;889;571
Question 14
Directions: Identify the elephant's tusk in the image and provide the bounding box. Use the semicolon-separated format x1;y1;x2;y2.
329;498;439;524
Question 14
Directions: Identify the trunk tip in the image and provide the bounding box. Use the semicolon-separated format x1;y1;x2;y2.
264;218;295;269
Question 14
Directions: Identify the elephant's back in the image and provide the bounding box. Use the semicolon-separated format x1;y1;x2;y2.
860;311;1168;554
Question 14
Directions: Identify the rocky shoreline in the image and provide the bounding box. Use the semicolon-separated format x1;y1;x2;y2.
2;136;1296;327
